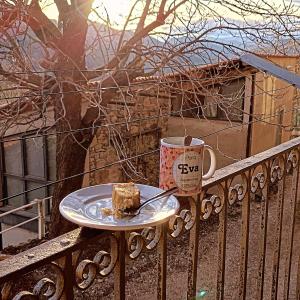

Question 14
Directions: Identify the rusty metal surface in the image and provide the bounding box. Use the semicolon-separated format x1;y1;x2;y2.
284;150;300;300
63;253;75;299
238;171;251;300
216;182;228;300
114;231;126;300
256;162;271;300
203;137;300;189
0;227;103;284
296;250;300;299
187;194;200;300
0;138;300;299
157;223;167;300
271;154;287;300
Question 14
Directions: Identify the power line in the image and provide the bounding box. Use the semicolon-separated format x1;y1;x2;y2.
0;75;255;101
0;68;293;103
0;149;158;203
0;105;298;203
0;61;243;75
1;83;297;144
201;106;298;138
0;105;218;143
0;67;248;86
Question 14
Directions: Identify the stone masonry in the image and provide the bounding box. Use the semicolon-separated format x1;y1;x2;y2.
88;84;171;187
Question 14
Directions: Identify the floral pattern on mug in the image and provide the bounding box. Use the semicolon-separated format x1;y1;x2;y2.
159;138;204;196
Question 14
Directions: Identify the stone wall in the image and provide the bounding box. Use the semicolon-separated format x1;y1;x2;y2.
88;85;171;187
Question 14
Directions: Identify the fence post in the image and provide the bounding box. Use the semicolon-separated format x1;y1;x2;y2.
37;199;46;239
114;231;126;300
157;223;167;300
187;194;201;300
0;222;3;251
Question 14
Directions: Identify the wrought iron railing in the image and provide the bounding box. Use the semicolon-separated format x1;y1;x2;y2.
1;138;300;299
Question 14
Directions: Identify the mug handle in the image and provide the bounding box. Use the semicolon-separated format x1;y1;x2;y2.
202;145;217;180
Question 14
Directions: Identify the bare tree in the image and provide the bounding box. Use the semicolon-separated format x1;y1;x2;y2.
0;0;299;236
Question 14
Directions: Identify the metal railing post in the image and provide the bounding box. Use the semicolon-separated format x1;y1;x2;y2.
114;231;126;300
157;222;167;300
37;199;46;239
187;194;201;300
0;222;3;251
0;197;51;243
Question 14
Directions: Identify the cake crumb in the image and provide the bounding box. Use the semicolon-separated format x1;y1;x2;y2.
101;207;113;216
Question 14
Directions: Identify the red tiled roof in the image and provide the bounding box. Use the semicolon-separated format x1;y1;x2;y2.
132;58;245;83
87;57;255;89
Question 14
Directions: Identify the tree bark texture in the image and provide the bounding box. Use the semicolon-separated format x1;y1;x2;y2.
49;5;93;237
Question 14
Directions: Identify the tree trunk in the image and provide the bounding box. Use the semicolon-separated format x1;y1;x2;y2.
49;4;93;237
50;131;88;237
50;84;93;237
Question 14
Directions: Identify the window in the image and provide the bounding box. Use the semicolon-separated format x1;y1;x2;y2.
0;132;56;212
217;78;245;121
171;78;245;122
262;75;276;122
171;91;205;118
293;107;300;128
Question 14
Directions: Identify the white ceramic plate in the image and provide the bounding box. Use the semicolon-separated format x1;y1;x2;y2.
59;183;180;231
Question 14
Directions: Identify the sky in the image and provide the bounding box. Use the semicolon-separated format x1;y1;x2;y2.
42;0;139;26
42;0;299;29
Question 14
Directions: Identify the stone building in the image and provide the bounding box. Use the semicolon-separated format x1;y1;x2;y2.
84;84;172;187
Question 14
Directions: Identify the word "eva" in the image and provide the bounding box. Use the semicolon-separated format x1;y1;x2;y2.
178;164;199;174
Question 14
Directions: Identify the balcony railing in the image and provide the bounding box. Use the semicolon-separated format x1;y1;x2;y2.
0;197;51;250
1;138;300;299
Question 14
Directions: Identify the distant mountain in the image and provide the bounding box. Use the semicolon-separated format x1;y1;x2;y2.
85;22;133;68
2;20;299;77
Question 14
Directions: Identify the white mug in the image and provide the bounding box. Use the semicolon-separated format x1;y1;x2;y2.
159;137;216;196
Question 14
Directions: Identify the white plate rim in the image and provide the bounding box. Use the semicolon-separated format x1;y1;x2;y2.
59;183;180;231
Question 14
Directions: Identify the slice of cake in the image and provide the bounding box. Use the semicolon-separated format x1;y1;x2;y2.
112;183;140;218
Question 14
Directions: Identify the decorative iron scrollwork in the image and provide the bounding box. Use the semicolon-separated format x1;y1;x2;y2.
228;174;247;205
141;226;161;250
271;165;282;183
286;149;299;173
33;277;58;298
128;232;144;259
169;209;194;238
6;262;64;300
200;199;213;220
75;234;118;290
270;155;285;183
251;167;267;193
126;226;162;259
201;184;225;219
12;291;35;300
211;194;224;214
1;282;13;300
228;184;245;205
76;259;98;289
167;196;197;237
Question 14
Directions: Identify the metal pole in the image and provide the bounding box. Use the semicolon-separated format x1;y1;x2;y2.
187;194;201;300
37;199;46;239
114;231;126;300
0;222;3;250
157;223;167;300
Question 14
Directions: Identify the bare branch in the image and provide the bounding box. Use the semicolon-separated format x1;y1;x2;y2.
0;64;41;88
54;0;70;25
136;0;152;31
